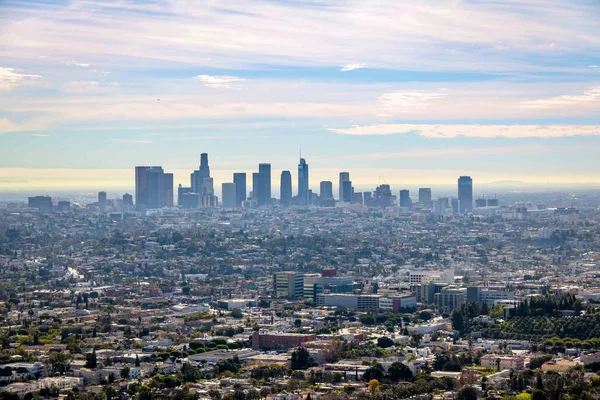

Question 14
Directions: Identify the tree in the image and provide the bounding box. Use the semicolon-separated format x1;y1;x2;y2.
387;361;413;382
457;386;478;400
531;390;547;400
451;309;465;332
85;348;97;368
121;366;130;379
368;379;380;395
208;390;222;400
363;363;385;382
377;336;394;348
230;308;243;319
290;347;314;370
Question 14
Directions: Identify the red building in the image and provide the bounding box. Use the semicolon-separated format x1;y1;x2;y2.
252;332;316;350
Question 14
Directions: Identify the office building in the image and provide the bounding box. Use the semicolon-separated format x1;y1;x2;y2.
135;166;171;210
190;153;215;207
475;198;487;208
458;176;473;212
252;332;316;351
418;188;432;209
254;163;271;206
399;189;412;209
28;196;53;212
339;172;350;201
298;157;309;206
341;180;353;203
221;183;237;208
180;193;201;209
273;271;304;299
487;198;499;207
434;197;449;214
379;295;418;313
177;185;192;207
122;193;133;207
56;201;71;212
435;286;467;311
163;173;173;207
98;191;107;212
372;184;393;207
315;293;380;310
320;181;333;199
451;198;459;214
353;192;363;204
233;173;247;206
280;171;292;207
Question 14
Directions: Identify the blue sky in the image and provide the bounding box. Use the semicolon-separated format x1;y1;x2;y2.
0;0;599;192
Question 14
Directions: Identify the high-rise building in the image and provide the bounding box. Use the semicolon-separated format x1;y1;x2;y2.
252;172;261;205
163;173;174;207
451;198;459;214
418;188;433;209
319;181;333;199
28;196;53;212
280;171;292;207
221;183;237;208
458;176;473;212
475;198;487;208
274;271;304;299
434;197;449;214
122;193;133;206
339;172;350;201
98;191;107;212
258;163;271;206
190;153;215;206
56;201;71;212
135;166;167;210
363;192;372;206
353;192;364;204
399;189;412;209
233;173;247;207
297;158;309;206
341;180;353;203
177;185;192;207
372;184;393;207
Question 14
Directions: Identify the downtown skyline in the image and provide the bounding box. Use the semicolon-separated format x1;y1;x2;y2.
1;0;600;190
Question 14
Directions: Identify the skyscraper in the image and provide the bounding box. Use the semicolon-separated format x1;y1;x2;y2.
372;184;393;207
418;188;433;209
458;176;473;212
135;166;167;210
163;173;174;207
122;193;133;212
399;190;412;208
319;181;333;199
28;196;53;212
280;170;292;207
98;191;107;212
341;180;353;203
257;163;271;206
233;173;247;207
190;153;215;206
297;158;309;206
221;183;237;208
177;185;192;206
339;172;350;201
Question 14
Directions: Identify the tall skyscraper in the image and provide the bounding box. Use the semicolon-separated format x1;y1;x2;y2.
341;180;353;203
98;191;107;212
319;181;333;199
399;190;412;208
257;163;271;206
135;166;168;210
418;188;433;209
190;153;215;207
177;185;192;206
233;173;247;207
458;176;473;212
221;183;237;208
252;172;261;205
280;170;292;207
372;184;393;207
339;172;350;201
163;173;174;207
297;158;309;206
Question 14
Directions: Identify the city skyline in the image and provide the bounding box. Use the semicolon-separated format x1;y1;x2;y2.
1;1;600;190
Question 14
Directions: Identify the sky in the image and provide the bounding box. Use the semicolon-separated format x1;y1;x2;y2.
1;0;599;194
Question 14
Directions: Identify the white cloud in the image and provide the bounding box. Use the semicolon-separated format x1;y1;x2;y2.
521;86;600;109
32;134;50;137
340;63;367;72
589;65;598;69
0;67;42;92
194;75;245;89
66;61;90;67
376;89;448;116
327;124;600;139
